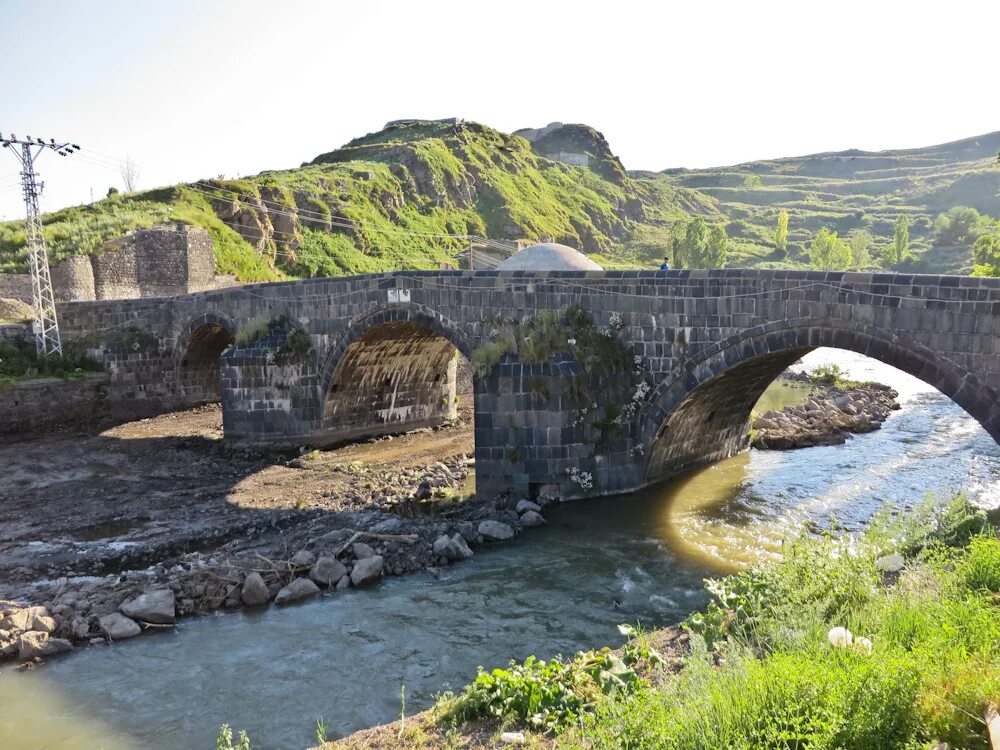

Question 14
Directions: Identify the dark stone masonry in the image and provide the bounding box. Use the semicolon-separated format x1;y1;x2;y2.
50;270;1000;499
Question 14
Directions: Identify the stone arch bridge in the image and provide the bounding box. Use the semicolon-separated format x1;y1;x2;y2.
56;270;1000;500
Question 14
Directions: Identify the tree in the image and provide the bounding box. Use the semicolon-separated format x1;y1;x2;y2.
742;174;762;189
887;215;909;267
808;228;851;270
774;209;788;251
120;157;140;193
849;229;871;268
707;225;729;267
932;206;993;247
668;217;730;268
972;230;1000;276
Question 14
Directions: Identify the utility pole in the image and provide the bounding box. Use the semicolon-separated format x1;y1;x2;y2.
0;132;80;356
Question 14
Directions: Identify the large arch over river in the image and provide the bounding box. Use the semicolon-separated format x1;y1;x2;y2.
640;321;1000;484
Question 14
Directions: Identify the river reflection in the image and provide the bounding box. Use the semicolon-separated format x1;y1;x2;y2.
6;349;1000;750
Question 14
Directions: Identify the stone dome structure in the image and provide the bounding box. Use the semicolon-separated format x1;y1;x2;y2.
496;242;604;271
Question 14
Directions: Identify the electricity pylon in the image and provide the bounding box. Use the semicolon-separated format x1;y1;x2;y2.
0;133;79;356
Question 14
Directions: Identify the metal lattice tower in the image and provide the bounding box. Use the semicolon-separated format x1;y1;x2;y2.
1;133;80;356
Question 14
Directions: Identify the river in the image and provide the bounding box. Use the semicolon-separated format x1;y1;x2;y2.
4;349;1000;750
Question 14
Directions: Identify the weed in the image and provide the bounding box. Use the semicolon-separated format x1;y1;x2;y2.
216;724;252;750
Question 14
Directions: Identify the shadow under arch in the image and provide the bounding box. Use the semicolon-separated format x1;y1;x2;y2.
315;303;475;445
174;311;237;406
639;319;1000;484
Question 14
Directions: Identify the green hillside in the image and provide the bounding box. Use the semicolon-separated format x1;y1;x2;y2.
0;120;997;280
660;131;1000;273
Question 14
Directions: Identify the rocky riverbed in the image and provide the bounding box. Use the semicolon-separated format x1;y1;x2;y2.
751;378;900;450
0;403;553;666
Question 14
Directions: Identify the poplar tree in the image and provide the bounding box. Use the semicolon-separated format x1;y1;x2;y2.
889;216;909;267
774;209;789;251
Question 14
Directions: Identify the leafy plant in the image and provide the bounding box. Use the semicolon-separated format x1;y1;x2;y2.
438;631;664;733
216;724;251;750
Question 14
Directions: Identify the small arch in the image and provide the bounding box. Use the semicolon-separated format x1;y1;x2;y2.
640;321;1000;483
176;312;237;405
315;304;473;444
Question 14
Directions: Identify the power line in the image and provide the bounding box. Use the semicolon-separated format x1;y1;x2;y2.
0;131;81;355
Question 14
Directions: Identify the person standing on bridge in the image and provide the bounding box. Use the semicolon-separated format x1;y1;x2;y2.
659;256;671;271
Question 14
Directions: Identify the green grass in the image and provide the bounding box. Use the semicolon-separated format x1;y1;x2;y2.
433;495;1000;750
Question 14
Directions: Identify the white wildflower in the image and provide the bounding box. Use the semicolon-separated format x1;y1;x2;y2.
853;637;873;656
827;626;853;649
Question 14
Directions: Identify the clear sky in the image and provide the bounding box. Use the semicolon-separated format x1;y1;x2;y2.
2;0;999;220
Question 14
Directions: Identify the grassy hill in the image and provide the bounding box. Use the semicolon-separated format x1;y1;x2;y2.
659;131;1000;273
0;121;997;280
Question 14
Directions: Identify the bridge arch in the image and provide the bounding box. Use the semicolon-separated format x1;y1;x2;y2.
640;320;1000;483
316;304;474;443
175;311;237;406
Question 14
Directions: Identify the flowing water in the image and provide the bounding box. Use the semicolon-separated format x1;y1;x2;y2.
5;349;1000;750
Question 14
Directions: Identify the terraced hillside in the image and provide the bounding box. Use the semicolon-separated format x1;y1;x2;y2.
0;120;997;281
659;131;1000;273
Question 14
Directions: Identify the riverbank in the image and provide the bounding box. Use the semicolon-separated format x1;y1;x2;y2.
0;367;903;666
752;373;900;450
319;496;1000;750
0;402;552;664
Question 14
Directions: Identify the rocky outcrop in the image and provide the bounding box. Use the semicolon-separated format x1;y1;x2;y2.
752;383;900;450
0;604;75;661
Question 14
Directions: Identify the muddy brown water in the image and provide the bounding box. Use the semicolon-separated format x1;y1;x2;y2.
4;349;1000;750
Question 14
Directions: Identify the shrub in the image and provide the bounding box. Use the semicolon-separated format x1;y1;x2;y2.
439;632;664;733
0;340;103;384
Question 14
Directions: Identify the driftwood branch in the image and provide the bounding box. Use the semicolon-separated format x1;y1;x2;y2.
986;703;1000;750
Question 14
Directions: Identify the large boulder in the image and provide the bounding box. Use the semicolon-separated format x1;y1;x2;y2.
478;520;515;541
274;577;321;605
515;500;541;514
520;510;546;528
309;556;348;586
18;631;72;660
289;549;317;569
350;556;384;586
119;589;176;624
241;572;271;606
99;612;142;640
432;534;474;561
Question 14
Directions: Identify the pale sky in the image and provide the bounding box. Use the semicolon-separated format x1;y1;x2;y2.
2;0;999;221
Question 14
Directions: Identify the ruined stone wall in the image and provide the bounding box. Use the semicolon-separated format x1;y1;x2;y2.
50;255;96;302
0;323;30;343
92;240;140;300
0;374;110;433
0;274;32;304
